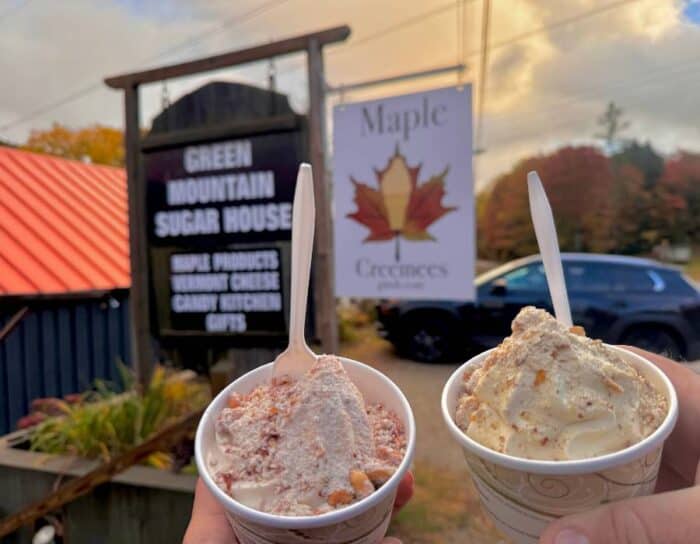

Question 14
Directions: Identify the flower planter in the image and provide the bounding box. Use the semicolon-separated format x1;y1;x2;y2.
0;430;196;544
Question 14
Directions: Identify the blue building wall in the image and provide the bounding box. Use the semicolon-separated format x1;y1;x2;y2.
0;292;131;435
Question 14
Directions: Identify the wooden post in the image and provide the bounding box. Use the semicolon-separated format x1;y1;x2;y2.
124;86;153;386
307;37;338;354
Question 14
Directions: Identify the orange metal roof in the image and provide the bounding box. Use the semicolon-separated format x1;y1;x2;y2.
0;147;130;296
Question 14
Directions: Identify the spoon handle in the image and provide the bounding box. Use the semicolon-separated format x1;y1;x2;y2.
288;164;316;351
527;171;573;328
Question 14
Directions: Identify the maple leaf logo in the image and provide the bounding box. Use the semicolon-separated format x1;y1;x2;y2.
347;146;456;261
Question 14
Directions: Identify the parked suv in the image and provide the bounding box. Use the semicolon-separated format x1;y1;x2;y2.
376;254;700;363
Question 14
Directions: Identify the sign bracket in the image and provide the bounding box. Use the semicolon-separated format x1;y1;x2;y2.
326;63;466;95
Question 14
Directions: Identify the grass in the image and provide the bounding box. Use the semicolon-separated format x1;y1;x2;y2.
338;302;377;344
389;462;503;544
28;365;210;469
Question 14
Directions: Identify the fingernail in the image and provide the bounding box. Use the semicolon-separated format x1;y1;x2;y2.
554;528;589;544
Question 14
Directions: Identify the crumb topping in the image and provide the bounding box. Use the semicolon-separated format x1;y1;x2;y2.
455;307;668;460
209;355;406;515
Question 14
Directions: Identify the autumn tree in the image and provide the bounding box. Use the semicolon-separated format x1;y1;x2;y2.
655;152;700;244
480;146;616;260
609;142;664;253
22;123;124;166
480;156;541;260
613;141;664;189
475;188;492;259
609;163;655;253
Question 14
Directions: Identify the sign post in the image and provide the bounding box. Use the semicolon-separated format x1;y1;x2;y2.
106;27;349;384
307;37;339;354
332;86;475;301
123;85;152;386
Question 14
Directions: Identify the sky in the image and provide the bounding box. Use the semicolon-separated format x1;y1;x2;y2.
1;0;700;189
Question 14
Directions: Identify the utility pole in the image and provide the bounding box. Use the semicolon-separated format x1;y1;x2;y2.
595;101;630;153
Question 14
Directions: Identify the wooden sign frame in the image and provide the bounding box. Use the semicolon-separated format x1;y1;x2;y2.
105;26;349;384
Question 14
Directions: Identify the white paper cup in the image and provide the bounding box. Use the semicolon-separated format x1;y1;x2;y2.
195;356;416;544
441;346;678;544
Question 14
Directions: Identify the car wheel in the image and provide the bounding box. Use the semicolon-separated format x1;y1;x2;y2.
399;315;457;363
620;326;684;360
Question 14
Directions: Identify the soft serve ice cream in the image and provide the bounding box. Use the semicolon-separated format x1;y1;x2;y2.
208;355;406;516
455;307;667;461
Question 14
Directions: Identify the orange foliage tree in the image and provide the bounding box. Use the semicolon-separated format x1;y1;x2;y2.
22;123;124;167
608;163;657;253
479;146;617;260
656;152;700;244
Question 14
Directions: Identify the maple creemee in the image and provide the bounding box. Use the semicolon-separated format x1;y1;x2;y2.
208;355;407;516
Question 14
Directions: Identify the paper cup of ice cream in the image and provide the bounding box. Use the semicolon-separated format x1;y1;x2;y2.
441;308;678;544
195;355;416;544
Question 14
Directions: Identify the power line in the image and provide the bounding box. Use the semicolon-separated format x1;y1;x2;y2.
146;0;292;64
0;0;291;133
484;52;700;134
323;0;643;148
485;69;700;148
4;0;457;134
480;0;641;57
276;0;474;77
0;0;31;23
456;0;468;83
0;0;648;134
475;0;491;153
330;1;464;56
286;0;643;83
0;82;103;133
455;0;461;67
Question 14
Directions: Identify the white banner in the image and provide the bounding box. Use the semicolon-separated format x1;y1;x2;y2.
332;86;475;300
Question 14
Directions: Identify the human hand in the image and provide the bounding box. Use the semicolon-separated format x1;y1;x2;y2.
183;471;414;544
540;347;700;544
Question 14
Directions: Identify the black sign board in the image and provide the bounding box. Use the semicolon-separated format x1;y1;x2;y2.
145;128;306;339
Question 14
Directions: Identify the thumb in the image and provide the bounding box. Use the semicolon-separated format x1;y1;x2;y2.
540;486;700;544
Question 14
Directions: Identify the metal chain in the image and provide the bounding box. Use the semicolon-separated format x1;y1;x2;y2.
161;81;171;110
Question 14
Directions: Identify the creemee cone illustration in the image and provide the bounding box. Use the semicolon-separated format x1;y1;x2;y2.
380;154;413;231
347;146;456;261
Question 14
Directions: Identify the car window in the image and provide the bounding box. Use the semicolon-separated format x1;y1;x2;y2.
657;269;698;296
565;262;665;294
564;263;612;292
608;265;656;293
501;264;547;292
